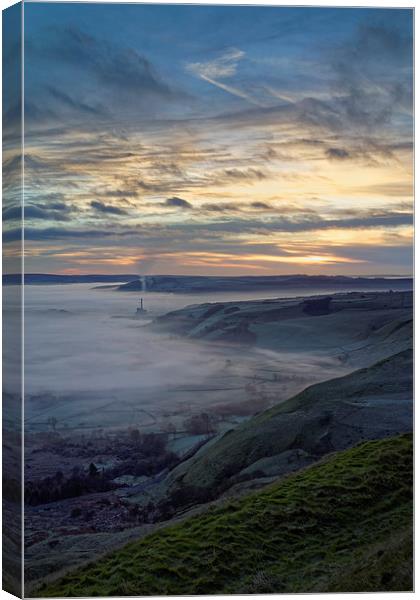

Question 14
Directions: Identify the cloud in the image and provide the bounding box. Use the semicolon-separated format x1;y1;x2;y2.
201;202;239;213
135;166;270;198
47;202;69;211
2;206;22;221
173;212;413;237
46;85;109;118
98;189;138;199
163;197;277;215
353;182;413;197
164;197;193;209
213;97;341;133
3;153;47;173
325;147;351;160
223;168;266;182
251;201;272;210
3;203;71;222
186;48;263;106
187;48;245;80
156;199;277;215
207;20;412;140
23;25;183;130
331;21;413;129
137;180;169;194
4;100;58;130
44;27;173;98
4;227;123;243
5;203;412;245
91;200;128;216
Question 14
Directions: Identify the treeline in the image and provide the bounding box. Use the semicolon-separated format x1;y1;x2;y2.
25;434;180;506
107;431;178;478
109;452;178;479
26;429;218;507
25;463;117;506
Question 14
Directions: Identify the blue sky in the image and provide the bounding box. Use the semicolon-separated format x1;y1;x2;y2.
3;3;413;275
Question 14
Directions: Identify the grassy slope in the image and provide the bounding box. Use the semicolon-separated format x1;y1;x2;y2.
39;434;413;597
165;349;412;492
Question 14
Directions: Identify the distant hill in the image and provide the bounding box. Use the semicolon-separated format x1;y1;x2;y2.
3;273;413;291
39;434;413;596
3;274;139;285
150;290;413;361
118;274;413;293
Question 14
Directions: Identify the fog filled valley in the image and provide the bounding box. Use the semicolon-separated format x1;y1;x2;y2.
3;281;413;593
23;284;361;434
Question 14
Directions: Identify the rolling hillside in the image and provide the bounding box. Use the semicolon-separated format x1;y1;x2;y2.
151;291;413;365
39;434;413;596
159;348;412;503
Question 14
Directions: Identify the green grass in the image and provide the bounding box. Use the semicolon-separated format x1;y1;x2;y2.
38;434;413;597
165;349;412;492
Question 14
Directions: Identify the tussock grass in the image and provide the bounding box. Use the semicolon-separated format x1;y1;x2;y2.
39;434;412;596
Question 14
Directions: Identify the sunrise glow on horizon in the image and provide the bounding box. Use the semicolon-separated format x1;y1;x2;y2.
3;4;413;277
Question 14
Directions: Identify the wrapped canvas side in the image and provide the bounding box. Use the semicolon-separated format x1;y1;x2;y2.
0;3;413;597
2;2;23;597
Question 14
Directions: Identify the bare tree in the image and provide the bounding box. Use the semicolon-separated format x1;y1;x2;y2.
184;413;215;436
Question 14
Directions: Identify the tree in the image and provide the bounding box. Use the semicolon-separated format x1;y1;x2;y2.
55;471;64;484
72;465;82;478
163;422;177;439
88;463;98;478
129;428;141;444
141;433;166;456
184;413;215;436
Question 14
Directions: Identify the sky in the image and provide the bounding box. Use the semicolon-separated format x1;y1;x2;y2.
3;3;414;276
